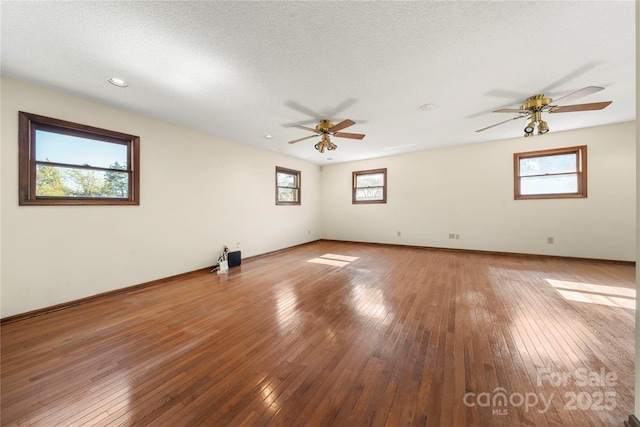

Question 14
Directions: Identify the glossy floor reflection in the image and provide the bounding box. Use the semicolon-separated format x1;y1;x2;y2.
1;241;635;426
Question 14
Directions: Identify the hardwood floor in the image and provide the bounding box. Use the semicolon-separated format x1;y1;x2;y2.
1;240;635;426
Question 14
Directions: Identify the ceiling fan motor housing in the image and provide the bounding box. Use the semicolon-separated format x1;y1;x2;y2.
316;119;334;133
521;94;552;111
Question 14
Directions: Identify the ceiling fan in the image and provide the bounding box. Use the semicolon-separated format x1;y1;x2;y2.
476;86;612;137
288;119;365;153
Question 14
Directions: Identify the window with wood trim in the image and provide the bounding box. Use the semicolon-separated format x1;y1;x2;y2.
353;168;387;204
19;111;140;205
276;166;301;205
514;145;587;200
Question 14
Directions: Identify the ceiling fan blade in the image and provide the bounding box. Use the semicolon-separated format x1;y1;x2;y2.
550;101;612;113
287;135;318;144
329;119;355;132
476;115;529;132
293;125;318;132
552;86;604;105
334;132;365;140
284;100;322;120
493;108;528;113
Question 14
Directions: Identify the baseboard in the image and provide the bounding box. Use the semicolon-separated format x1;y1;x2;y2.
320;239;635;266
0;266;212;325
625;415;640;427
244;239;322;259
0;239;322;325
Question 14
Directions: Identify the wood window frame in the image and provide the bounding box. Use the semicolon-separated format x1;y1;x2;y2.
514;145;587;200
352;168;387;204
18;111;140;206
275;166;301;206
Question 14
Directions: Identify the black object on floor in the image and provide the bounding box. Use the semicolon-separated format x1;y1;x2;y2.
228;251;241;268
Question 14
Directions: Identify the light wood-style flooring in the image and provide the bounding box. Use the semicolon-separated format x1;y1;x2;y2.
1;240;635;426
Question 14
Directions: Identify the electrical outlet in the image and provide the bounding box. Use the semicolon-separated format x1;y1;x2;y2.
455;234;460;240
308;229;311;235
397;231;401;237
236;242;241;249
547;237;554;244
449;233;455;239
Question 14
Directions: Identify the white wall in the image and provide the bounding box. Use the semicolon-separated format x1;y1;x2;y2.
321;121;636;261
1;78;322;317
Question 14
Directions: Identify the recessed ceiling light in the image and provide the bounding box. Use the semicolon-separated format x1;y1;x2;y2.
107;77;129;87
264;134;274;139
418;103;434;111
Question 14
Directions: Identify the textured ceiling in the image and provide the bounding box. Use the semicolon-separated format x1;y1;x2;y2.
1;1;636;165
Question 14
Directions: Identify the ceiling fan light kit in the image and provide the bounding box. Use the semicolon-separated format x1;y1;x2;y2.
523;110;549;136
315;134;337;153
476;86;612;138
288;119;365;154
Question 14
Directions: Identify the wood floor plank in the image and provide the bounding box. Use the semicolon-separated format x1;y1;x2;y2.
1;241;635;426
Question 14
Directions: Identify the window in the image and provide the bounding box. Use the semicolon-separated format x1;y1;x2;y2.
514;146;587;200
19;111;140;205
276;166;300;205
353;168;387;204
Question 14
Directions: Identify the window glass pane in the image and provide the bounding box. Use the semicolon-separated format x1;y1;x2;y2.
520;174;578;195
35;130;128;169
276;172;296;188
356;172;384;188
520;153;576;177
277;187;298;202
36;164;129;198
355;187;384;201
